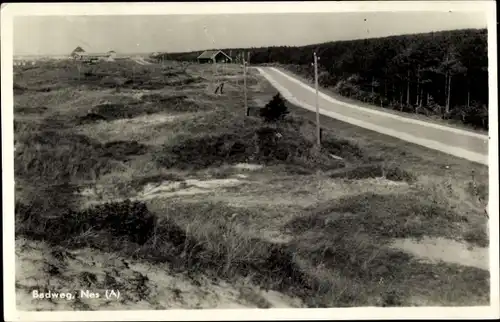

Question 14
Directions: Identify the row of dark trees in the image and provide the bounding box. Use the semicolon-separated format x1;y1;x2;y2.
155;28;489;130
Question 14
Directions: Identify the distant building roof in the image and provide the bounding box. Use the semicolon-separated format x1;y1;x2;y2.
197;50;232;60
74;52;112;57
72;46;85;53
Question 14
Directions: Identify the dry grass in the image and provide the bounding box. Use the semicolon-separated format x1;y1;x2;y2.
13;59;490;309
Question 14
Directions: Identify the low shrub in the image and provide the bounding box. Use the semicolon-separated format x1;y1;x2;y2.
14;83;27;94
16;199;157;246
285;191;468;243
15;130;147;183
259;93;289;122
14;105;48;115
101;140;149;160
155;111;349;171
79;94;202;123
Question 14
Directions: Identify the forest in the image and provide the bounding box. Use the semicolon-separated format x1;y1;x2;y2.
153;29;489;130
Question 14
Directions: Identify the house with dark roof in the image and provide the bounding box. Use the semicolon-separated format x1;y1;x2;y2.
107;50;117;59
72;46;85;53
197;50;232;64
70;46;86;58
70;46;117;62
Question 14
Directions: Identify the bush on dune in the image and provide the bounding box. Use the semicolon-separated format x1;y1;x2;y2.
15;131;108;183
153;92;352;170
141;93;204;112
16;199;157;246
155;132;252;169
89;103;143;120
154;111;345;170
284;191;474;244
101;141;149;160
14;83;27;94
16;197;311;296
78;94;204;123
15;130;148;183
15;105;48;115
259;93;289;122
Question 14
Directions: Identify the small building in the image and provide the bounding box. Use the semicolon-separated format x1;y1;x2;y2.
197;50;232;64
70;46;117;62
71;46;86;59
107;50;117;59
73;52;117;63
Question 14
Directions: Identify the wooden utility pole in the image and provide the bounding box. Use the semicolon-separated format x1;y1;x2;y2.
203;26;217;92
212;55;216;91
313;52;321;147
76;63;81;81
243;53;249;116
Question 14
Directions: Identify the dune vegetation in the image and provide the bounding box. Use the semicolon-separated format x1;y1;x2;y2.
13;57;489;310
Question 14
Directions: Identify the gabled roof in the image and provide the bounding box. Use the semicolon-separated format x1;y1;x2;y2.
197;50;232;60
72;46;85;53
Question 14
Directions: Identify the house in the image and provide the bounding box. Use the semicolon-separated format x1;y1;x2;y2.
197;50;232;64
70;46;117;63
107;50;117;59
70;46;86;59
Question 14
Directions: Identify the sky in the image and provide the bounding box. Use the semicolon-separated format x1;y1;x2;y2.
13;11;487;56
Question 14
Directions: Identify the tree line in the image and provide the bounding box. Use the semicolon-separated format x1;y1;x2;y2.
153;28;489;130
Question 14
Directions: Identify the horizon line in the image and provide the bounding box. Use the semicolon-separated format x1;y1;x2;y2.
13;26;486;57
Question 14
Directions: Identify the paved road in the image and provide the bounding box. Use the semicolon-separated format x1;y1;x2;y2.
257;67;489;166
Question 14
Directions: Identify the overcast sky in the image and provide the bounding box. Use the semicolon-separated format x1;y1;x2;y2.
14;11;487;55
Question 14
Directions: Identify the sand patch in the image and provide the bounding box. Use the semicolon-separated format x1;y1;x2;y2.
208;176;411;209
252;98;266;107
238;286;304;308
116;89;152;100
259;230;293;244
142;181;184;195
136;178;246;201
78;177;250;206
138;186;210;201
110;113;185;126
185;178;243;189
260;290;304;308
76;112;193;143
389;237;489;270
233;163;264;171
15;238;303;310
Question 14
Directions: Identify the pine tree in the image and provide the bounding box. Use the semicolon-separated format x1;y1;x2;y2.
259;93;289;122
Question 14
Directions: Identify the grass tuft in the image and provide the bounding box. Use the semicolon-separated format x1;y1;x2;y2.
284;191;486;246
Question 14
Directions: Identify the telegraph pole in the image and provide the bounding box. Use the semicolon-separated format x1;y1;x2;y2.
243;52;249;116
313;52;321;147
204;26;217;92
212;54;217;91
